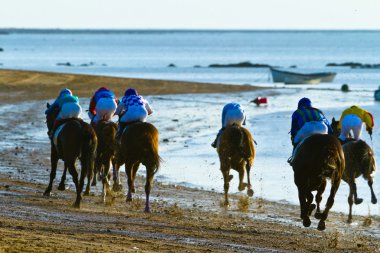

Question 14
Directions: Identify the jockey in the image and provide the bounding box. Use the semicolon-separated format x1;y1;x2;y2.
211;102;246;148
45;88;82;138
290;97;332;147
337;105;374;142
115;88;153;140
88;87;119;126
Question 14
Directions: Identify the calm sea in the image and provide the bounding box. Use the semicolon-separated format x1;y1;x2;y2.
1;29;380;89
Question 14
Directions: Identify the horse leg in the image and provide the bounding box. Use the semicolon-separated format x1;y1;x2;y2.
102;161;111;203
67;162;81;208
237;161;247;192
245;161;254;197
91;158;100;187
298;188;311;227
307;192;316;216
58;163;67;191
83;159;93;196
44;147;59;196
125;162;134;202
144;165;155;213
221;162;232;207
314;180;327;219
347;181;355;223
317;177;341;231
131;163;139;193
112;163;123;192
368;178;377;204
351;180;363;205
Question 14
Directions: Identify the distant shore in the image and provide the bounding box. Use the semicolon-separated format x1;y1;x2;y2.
0;69;262;103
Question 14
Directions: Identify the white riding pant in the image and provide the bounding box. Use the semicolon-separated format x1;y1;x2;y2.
294;121;328;144
223;108;245;127
56;102;82;120
339;114;363;141
120;105;148;123
93;97;117;123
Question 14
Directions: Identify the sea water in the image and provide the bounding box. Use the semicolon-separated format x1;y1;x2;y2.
1;30;380;89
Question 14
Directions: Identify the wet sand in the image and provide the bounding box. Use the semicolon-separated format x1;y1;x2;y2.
0;70;379;252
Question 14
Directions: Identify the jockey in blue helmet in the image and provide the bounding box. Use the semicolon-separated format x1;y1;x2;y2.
291;97;332;146
115;88;153;141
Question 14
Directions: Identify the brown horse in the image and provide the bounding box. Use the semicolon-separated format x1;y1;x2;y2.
292;134;344;230
331;118;377;223
114;122;160;212
45;103;97;208
92;120;117;203
217;125;255;206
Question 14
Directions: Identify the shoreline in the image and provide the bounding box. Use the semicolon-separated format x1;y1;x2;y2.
0;69;263;103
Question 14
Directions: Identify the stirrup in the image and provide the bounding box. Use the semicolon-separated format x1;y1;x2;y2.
287;156;293;165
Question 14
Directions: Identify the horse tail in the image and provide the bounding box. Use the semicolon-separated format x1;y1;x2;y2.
149;126;161;175
239;127;255;167
80;122;97;176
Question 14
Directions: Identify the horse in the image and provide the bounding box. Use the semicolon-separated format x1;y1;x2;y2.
217;125;255;207
114;121;160;213
331;118;377;223
45;103;97;208
92;120;117;203
292;134;345;230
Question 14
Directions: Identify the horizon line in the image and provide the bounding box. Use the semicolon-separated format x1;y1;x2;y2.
1;28;380;34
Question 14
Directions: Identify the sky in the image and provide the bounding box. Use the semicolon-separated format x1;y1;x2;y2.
1;0;380;30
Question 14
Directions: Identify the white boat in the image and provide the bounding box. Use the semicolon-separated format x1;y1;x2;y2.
270;68;337;84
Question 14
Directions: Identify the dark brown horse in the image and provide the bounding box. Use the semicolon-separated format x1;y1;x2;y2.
92;120;117;203
217;125;255;206
45;103;97;208
114;122;160;212
331;118;377;222
292;134;344;230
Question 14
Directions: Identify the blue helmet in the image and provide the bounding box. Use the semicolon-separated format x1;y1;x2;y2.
59;88;72;96
298;97;312;108
124;88;138;97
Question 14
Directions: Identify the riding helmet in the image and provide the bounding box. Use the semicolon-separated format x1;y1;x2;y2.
59;88;72;96
124;88;138;97
298;97;312;108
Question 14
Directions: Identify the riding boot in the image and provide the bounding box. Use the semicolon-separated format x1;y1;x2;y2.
211;127;225;148
287;145;296;165
49;120;60;140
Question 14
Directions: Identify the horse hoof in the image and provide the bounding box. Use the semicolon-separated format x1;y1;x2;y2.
315;212;322;220
57;184;66;191
126;197;132;202
371;198;377;204
247;189;254;197
317;221;326;231
113;184;122;192
355;198;363;205
43;191;51;197
302;218;311;227
72;202;81;209
347;218;353;224
83;191;90;196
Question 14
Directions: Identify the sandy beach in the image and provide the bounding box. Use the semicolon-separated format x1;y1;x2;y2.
0;69;379;253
